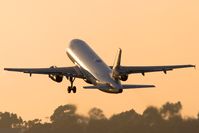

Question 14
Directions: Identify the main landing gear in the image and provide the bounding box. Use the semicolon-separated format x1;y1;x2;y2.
67;77;76;93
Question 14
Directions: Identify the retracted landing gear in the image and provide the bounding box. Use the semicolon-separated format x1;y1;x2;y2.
67;77;76;93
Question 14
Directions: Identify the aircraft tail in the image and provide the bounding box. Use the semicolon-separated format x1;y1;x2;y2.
112;48;122;78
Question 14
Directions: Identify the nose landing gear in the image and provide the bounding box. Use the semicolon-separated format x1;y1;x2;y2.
67;77;76;93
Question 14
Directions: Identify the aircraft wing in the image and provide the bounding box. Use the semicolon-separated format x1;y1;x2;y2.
116;64;195;75
4;66;84;78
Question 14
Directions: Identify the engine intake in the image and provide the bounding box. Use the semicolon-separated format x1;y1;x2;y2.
49;74;63;83
119;75;128;81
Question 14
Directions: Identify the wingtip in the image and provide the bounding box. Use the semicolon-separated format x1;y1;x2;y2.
4;68;18;71
190;64;196;69
118;48;122;52
148;85;156;88
186;64;196;69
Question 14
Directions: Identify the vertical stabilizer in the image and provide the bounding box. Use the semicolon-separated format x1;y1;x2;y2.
112;48;122;78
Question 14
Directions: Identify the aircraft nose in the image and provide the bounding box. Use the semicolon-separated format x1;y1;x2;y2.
70;39;85;45
69;39;88;51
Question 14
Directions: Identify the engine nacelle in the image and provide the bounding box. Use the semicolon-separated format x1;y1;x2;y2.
119;75;128;81
48;66;63;83
49;74;63;83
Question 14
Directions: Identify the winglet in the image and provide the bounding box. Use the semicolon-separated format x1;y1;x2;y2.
187;64;196;69
4;68;8;71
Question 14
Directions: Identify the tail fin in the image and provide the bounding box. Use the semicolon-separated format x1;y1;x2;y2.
112;48;122;78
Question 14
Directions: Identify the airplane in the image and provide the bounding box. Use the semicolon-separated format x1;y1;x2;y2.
4;39;195;94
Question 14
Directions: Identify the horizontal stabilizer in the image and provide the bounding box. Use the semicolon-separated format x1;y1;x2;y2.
122;84;155;89
83;84;155;89
83;85;108;89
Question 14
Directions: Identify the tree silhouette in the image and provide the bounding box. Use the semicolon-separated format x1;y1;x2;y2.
87;108;108;133
49;104;87;133
50;104;77;123
24;119;42;128
160;101;182;120
1;101;199;133
0;112;23;128
88;108;106;120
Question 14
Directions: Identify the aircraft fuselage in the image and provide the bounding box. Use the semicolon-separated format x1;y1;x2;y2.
66;39;123;93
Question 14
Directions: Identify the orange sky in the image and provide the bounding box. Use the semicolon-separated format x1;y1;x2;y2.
0;0;198;121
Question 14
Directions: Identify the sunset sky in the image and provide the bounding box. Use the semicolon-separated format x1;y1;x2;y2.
0;0;198;121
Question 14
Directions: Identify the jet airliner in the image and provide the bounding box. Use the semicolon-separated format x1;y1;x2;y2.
4;39;195;94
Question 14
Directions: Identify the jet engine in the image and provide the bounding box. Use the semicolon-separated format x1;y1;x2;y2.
49;74;63;83
119;75;128;81
48;66;63;83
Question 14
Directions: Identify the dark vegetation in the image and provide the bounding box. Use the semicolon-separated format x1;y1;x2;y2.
1;101;199;133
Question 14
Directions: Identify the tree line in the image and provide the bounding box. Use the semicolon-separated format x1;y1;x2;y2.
0;101;199;133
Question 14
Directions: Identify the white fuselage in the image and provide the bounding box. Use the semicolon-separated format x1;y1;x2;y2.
66;39;123;93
